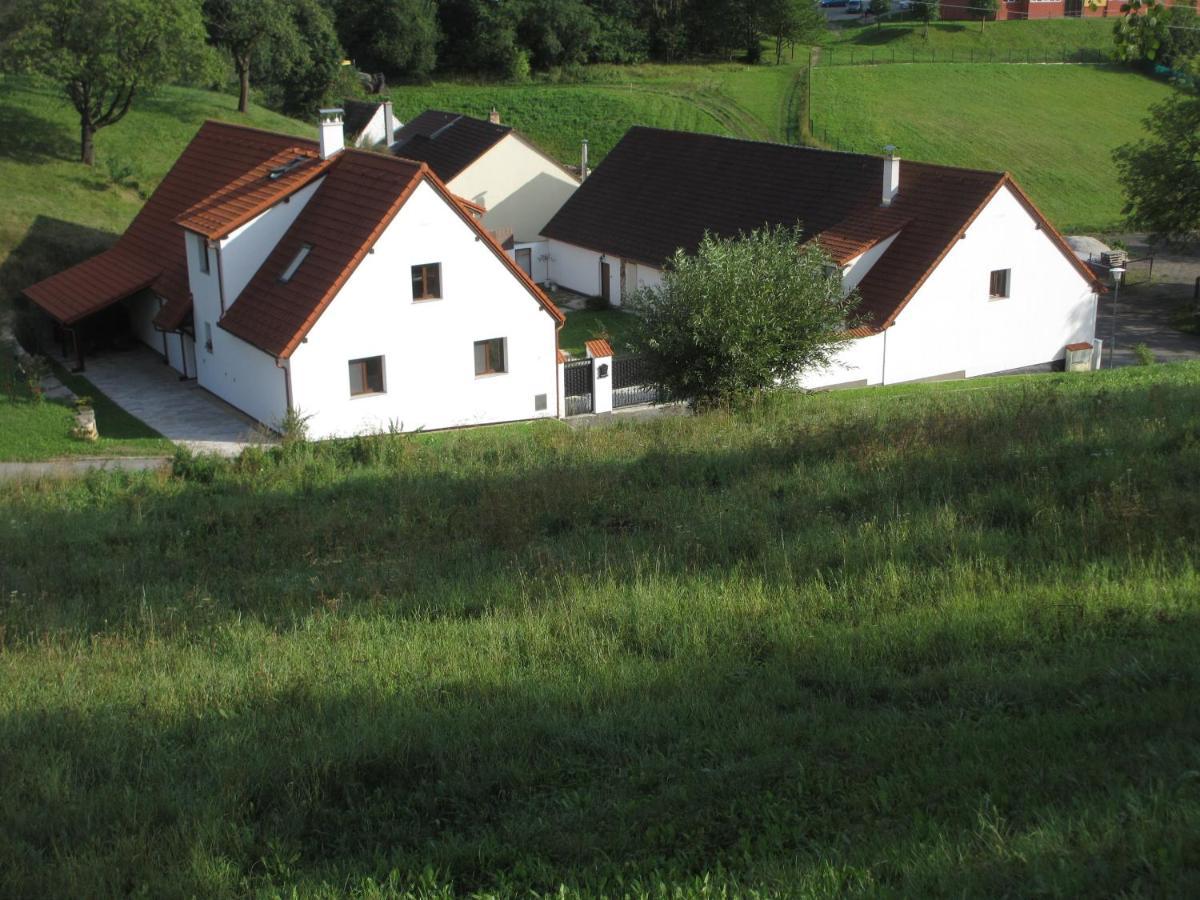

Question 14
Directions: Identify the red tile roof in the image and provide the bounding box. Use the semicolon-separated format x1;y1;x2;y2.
219;150;563;359
174;147;332;239
25;121;315;325
1065;341;1093;352
543;128;1103;330
584;339;614;358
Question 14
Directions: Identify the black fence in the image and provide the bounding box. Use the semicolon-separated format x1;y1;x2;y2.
815;45;1111;67
612;355;659;410
564;358;593;416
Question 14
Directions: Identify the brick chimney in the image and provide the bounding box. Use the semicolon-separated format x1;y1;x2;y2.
882;145;900;207
489;107;501;125
319;108;344;160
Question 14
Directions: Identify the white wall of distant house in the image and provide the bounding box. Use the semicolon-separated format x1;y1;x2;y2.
287;179;561;439
800;184;1097;388
547;239;662;305
450;134;578;244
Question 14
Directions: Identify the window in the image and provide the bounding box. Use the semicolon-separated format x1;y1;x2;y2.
279;243;312;283
198;239;210;274
412;263;442;300
474;338;506;376
989;269;1011;299
204;322;213;353
516;248;533;278
348;356;385;396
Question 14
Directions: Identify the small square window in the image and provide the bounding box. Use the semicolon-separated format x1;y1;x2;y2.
474;338;506;376
412;263;442;300
348;355;385;396
989;269;1011;299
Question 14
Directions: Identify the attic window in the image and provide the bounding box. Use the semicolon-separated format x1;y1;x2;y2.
279;244;312;283
268;156;308;180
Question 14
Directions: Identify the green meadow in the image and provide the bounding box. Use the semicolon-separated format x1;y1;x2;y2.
3;364;1199;895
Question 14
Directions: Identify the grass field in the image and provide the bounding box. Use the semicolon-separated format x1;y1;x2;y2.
0;341;172;461
821;17;1115;57
3;364;1200;895
809;63;1173;232
558;308;640;356
0;76;311;316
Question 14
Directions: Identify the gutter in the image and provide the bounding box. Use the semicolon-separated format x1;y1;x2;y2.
215;240;228;316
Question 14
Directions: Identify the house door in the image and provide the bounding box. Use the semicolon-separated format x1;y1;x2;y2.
600;260;611;304
516;247;532;278
1064;0;1082;15
621;261;638;302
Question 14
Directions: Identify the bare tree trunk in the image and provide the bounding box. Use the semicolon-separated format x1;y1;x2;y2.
237;58;251;113
80;119;95;166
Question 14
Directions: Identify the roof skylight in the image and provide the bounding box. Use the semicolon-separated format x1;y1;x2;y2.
278;243;312;283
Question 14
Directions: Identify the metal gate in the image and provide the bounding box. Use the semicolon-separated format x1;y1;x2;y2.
564;358;593;416
612;354;658;409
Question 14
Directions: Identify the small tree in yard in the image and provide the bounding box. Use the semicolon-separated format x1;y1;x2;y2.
911;0;940;39
4;0;206;165
629;225;860;409
975;0;998;32
869;0;891;29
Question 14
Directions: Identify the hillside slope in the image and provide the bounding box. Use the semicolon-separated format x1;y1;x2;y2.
0;77;312;311
2;364;1199;895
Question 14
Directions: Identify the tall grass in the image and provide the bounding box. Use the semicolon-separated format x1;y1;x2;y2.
2;365;1200;896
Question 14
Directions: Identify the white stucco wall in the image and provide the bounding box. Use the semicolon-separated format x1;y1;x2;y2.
797;332;885;389
547;240;663;306
220;178;323;308
287;179;561;439
513;240;549;283
125;292;166;354
450;134;578;243
842;232;899;294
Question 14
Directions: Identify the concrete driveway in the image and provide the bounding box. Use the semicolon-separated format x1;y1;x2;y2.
83;346;274;456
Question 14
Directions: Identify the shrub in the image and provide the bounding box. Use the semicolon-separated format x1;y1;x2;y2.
1134;342;1156;366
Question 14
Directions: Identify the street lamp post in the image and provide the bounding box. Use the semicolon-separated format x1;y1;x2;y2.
1107;266;1125;368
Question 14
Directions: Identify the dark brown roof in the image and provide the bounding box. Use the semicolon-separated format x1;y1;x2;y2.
25;121;314;325
342;99;382;141
543;127;1101;330
390;110;510;182
220;151;563;359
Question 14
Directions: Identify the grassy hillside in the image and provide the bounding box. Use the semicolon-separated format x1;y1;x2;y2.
809;64;1173;232
822;17;1115;58
3;364;1200;895
0;76;311;312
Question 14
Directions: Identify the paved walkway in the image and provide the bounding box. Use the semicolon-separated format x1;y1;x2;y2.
83;347;274;456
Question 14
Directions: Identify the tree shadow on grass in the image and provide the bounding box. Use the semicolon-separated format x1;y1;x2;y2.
1;216;118;308
1;609;1197;896
0;102;75;164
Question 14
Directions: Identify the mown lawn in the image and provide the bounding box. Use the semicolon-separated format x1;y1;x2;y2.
809;63;1173;232
821;17;1115;58
0;341;171;460
3;364;1200;896
558;308;641;357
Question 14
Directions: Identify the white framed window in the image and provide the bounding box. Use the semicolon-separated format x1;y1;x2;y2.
348;355;385;396
279;244;312;283
989;269;1011;299
474;338;506;376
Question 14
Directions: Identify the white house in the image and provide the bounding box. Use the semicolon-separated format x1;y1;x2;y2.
25;111;565;438
390;109;580;284
542;128;1103;386
341;98;400;148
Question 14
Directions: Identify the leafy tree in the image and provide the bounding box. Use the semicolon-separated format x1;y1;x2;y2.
868;0;891;30
975;0;997;33
4;0;206;165
1113;0;1167;64
515;0;599;69
204;0;299;113
629;225;860;408
333;0;439;80
911;0;940;39
762;0;824;64
254;0;341;117
1113;85;1200;245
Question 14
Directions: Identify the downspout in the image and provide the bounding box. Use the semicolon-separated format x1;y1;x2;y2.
275;357;292;414
214;240;228;316
179;332;188;379
555;321;564;418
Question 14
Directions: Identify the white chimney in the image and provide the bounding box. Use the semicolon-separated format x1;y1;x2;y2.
580;139;589;181
882;144;900;207
382;101;395;146
319;108;344;160
489;107;501;125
